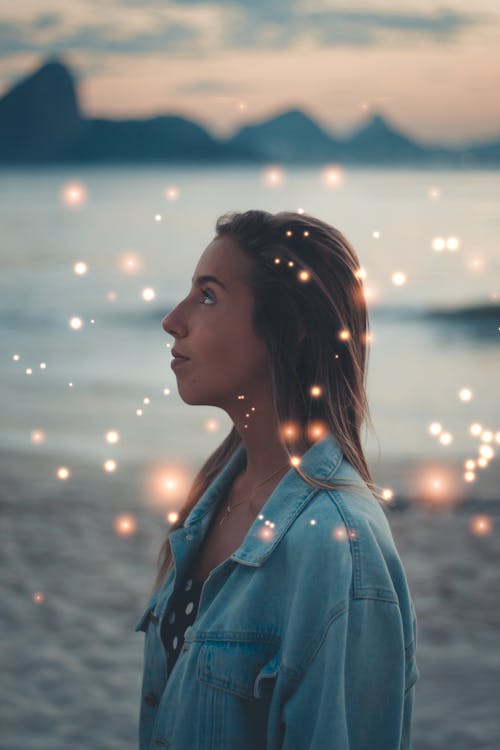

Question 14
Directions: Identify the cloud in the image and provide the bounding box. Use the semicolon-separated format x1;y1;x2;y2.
0;4;481;61
220;6;477;50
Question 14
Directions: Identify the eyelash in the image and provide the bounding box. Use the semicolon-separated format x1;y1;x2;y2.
199;287;215;305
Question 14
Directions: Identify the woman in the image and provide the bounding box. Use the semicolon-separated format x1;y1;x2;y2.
134;209;419;749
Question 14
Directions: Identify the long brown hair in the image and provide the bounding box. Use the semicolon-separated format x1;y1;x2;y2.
151;209;384;594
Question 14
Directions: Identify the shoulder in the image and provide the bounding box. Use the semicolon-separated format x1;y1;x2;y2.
285;457;406;605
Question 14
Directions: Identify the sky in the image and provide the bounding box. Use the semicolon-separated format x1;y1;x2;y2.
0;0;499;146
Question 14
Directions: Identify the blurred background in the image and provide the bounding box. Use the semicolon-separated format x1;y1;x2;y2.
1;2;499;749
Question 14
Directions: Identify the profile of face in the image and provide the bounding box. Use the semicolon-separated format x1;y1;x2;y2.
162;235;272;412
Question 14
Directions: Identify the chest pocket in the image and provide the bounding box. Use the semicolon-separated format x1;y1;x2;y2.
197;635;281;701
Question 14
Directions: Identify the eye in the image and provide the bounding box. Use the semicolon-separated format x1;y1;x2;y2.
199;287;215;305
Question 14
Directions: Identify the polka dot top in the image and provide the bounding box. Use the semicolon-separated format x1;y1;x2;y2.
161;567;204;675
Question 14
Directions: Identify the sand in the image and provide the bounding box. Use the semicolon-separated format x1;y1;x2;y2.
1;447;499;749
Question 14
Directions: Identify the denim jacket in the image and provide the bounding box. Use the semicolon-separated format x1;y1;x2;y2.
134;431;419;749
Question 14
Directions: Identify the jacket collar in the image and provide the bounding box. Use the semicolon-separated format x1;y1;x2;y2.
179;430;344;567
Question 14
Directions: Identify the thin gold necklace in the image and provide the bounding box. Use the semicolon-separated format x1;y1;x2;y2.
218;462;290;527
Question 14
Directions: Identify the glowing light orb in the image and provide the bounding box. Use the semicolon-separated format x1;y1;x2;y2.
310;519;317;525
57;467;70;480
143;462;193;513
469;514;493;537
32;592;45;604
466;256;485;272
306;420;328;443
40;362;46;369
279;420;300;442
333;525;349;541
106;430;120;444
113;514;137;536
464;471;475;482
257;525;275;541
477;457;488;468
429;422;442;436
263;165;284;186
392;271;406;286
167;511;179;524
464;459;476;470
428;186;441;199
164;186;179;200
372;231;380;239
204;419;220;433
290;455;301;467
26;368;32;375
321;165;344;187
119;252;142;274
104;459;117;472
439;432;453;445
310;385;322;398
363;281;381;305
479;445;494;460
61;181;87;207
409;463;463;510
31;429;46;444
163;388;171;396
136;409;143;416
481;430;493;443
338;329;350;341
143;397;151;405
154;214;162;222
69;316;83;330
74;261;88;275
432;237;446;252
459;388;472;401
355;267;367;279
13;354;20;361
446;236;460;251
298;270;310;282
381;488;394;501
142;288;156;302
469;423;482;436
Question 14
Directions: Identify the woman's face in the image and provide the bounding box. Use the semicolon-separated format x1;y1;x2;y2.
162;235;271;410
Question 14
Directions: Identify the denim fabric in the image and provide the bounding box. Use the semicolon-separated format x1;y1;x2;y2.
134;431;419;749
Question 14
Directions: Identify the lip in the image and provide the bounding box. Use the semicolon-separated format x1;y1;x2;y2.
171;357;190;371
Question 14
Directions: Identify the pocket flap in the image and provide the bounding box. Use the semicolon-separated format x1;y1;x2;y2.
197;637;280;701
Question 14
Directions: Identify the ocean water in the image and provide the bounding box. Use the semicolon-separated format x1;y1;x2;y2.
1;164;499;468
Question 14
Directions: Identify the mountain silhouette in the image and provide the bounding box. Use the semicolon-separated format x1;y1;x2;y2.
224;108;343;162
0;56;498;166
0;57;82;162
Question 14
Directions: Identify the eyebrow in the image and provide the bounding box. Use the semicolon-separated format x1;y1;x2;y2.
191;274;227;291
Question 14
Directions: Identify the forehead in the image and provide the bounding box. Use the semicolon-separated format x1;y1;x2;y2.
193;235;253;288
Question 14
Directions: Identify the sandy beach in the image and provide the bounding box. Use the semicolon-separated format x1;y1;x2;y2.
1;446;499;749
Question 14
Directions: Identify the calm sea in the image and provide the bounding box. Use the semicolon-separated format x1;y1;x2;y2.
1;165;499;466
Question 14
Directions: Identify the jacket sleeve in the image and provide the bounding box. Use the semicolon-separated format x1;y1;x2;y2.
280;596;417;750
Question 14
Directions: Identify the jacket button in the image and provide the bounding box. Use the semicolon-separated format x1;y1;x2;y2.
144;692;158;707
